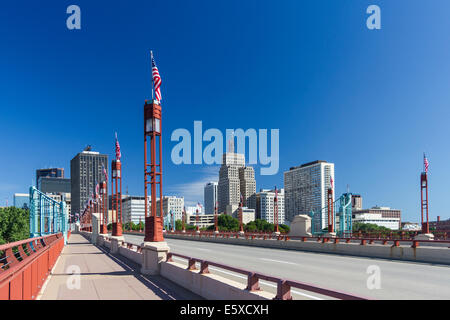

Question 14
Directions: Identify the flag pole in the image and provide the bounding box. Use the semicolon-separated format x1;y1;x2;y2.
150;50;154;101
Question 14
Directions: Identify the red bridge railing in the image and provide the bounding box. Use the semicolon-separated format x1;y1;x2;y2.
0;233;64;300
164;230;450;248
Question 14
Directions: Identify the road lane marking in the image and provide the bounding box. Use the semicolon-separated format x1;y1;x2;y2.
172;256;323;300
259;258;298;265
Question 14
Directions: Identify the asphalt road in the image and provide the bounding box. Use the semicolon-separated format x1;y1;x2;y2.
123;234;450;300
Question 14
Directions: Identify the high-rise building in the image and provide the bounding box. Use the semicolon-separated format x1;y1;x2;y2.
256;188;285;224
352;194;363;211
38;177;71;194
36;168;64;186
239;167;256;210
284;160;335;230
122;196;151;224
70;148;108;216
13;193;29;209
156;196;184;221
204;182;218;214
218;152;256;213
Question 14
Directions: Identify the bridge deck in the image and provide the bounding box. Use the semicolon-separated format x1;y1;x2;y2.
38;233;202;300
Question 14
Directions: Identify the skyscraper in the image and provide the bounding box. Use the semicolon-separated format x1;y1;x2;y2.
204;182;218;215
284;160;334;230
36;168;64;186
218;152;256;213
70;148;108;215
239;166;256;209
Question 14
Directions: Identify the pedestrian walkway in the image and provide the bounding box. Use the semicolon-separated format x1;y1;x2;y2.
39;233;202;300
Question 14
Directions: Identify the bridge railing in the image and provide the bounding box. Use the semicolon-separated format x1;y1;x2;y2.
0;233;64;300
166;252;367;300
164;230;450;248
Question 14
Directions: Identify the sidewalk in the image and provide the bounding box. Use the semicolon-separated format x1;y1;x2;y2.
39;233;202;300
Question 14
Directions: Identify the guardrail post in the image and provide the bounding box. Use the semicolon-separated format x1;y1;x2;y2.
411;240;419;248
275;280;292;300
187;258;197;271
200;261;209;274
246;273;260;291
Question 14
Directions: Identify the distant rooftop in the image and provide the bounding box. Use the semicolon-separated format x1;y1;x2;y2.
289;160;328;171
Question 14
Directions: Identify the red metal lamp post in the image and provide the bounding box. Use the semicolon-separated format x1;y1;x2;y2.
144;100;164;242
111;160;123;236
327;188;334;234
274;187;280;234
214;201;219;233
100;181;108;234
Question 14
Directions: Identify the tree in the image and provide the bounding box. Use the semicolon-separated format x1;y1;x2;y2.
217;214;239;231
175;219;183;231
0;207;30;244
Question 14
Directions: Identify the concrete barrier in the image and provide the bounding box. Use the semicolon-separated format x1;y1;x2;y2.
160;261;273;300
163;233;450;265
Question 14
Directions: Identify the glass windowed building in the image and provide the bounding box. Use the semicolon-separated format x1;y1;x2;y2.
284;160;334;231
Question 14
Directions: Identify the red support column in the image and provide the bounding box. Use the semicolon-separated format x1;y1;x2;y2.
274;187;279;233
421;172;429;234
327;188;334;233
196;209;200;232
112;160;123;236
144;100;164;242
214;201;219;233
182;207;186;232
239;199;244;233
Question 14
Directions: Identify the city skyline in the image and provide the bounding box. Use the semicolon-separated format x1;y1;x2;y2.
1;1;450;223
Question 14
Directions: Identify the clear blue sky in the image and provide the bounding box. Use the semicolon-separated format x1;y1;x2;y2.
1;1;449;222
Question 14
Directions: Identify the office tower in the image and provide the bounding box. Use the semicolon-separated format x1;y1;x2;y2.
36;168;64;186
70;148;108;216
38;177;71;194
204;182;218;214
13;193;29;209
156;196;184;221
122;196;151;224
284;160;335;230
256;188;285;224
218;152;256;213
239;167;256;210
351;194;363;211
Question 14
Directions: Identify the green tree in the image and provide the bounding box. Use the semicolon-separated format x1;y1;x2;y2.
0;207;30;244
217;214;239;231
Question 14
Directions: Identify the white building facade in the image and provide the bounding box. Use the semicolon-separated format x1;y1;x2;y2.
284;160;335;231
157;196;184;221
353;213;400;230
256;188;285;224
122;196;150;224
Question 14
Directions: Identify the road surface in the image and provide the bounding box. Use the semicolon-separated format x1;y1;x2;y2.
123;234;450;300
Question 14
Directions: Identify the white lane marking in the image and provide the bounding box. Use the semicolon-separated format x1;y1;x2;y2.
172;256;323;300
259;258;298;265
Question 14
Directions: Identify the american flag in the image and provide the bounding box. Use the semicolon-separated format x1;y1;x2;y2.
115;132;121;161
102;163;108;181
424;154;429;173
95;182;99;199
151;51;162;102
330;176;334;189
274;187;278;200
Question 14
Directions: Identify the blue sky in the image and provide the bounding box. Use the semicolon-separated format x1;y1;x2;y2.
0;1;449;222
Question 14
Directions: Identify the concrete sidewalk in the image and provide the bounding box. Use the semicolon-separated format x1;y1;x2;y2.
39;233;202;300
